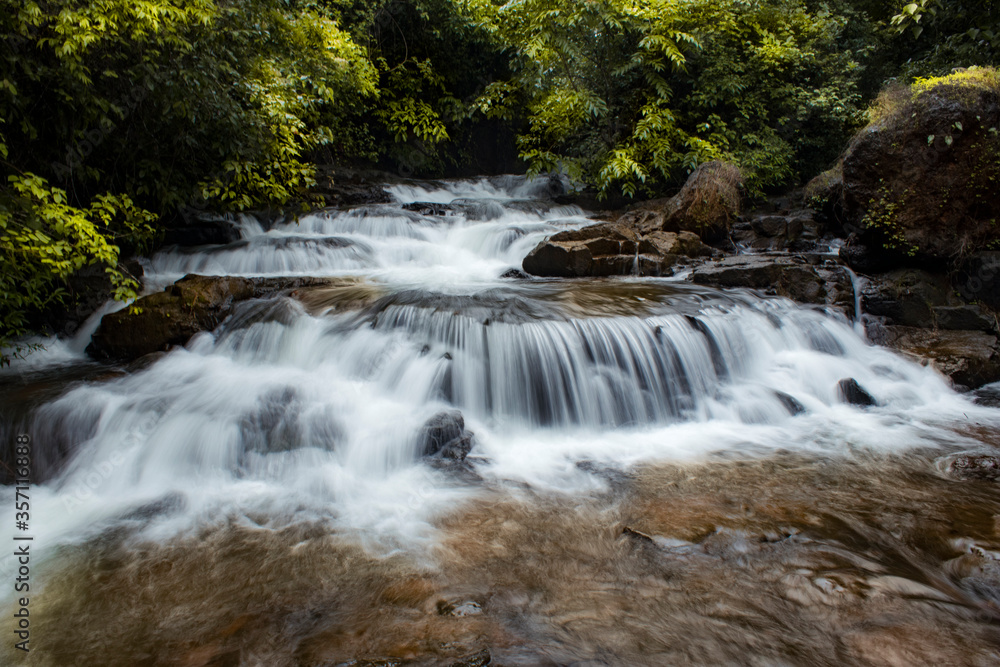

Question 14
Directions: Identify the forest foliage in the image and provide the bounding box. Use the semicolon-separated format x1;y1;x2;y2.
1;0;996;354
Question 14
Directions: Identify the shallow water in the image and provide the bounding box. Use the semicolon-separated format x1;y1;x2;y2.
2;175;999;665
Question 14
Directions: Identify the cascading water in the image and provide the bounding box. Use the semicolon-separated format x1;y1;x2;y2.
3;175;1000;666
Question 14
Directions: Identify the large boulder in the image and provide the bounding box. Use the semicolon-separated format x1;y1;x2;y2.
522;222;711;278
617;161;743;243
88;275;255;361
842;68;1000;262
87;275;329;362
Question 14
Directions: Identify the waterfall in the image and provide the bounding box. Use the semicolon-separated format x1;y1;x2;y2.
2;175;988;553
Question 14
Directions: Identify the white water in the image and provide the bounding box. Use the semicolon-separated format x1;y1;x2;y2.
3;175;996;574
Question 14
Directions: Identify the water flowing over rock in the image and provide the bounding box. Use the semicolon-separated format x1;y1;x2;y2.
420;410;475;460
87;275;255;361
842;75;1000;261
837;378;877;406
4;175;999;667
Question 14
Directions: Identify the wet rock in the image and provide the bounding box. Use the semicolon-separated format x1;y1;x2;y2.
972;385;1000;407
730;210;816;251
403;202;453;216
880;326;1000;389
449;648;491;667
774;391;806;415
291;278;385;316
522;222;710;278
437;600;483;617
842;74;1000;261
751;214;806;240
87;275;326;363
420;411;474;461
617;161;742;243
88;275;255;362
861;270;995;330
838;378;877;407
837;240;901;274
124;351;169;373
500;268;531;280
944;453;1000;481
120;492;187;521
690;254;854;311
934;305;996;332
451;199;507;221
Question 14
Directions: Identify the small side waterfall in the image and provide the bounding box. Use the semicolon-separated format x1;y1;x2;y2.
843;264;868;336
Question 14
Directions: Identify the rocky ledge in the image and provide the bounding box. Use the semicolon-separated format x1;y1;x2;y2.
692;254;855;314
87;275;333;363
522;223;713;277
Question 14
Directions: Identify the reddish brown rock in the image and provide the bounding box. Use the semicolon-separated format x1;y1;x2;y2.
617;161;743;243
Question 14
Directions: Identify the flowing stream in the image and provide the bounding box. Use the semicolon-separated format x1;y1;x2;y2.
3;176;1000;666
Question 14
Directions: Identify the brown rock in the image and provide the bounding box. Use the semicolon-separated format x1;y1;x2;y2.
662;161;743;242
522;223;710;278
616;161;742;243
616;203;670;234
87;275;329;362
842;70;1000;260
638;231;712;258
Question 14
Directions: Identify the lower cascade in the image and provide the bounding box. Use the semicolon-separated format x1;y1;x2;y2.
3;176;999;666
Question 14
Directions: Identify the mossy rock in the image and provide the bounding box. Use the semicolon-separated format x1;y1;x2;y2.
87;275;256;362
842;67;1000;262
86;274;332;363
